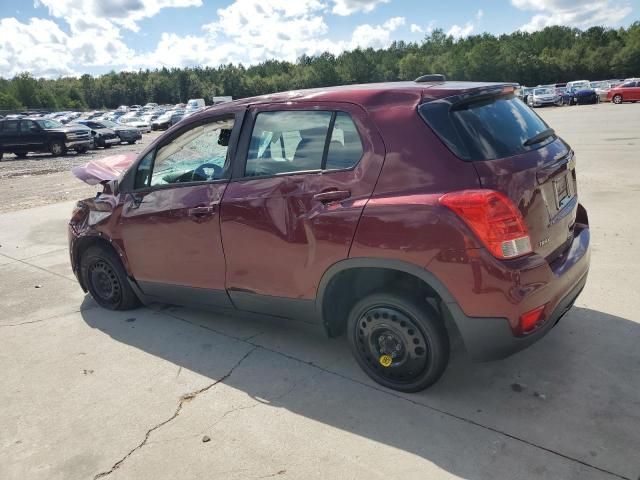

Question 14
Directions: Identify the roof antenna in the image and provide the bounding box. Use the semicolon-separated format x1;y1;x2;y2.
415;74;446;83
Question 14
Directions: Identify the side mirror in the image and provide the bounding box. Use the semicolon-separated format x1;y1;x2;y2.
101;179;119;196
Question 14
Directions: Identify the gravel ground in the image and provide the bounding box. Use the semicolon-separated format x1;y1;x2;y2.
0;131;163;213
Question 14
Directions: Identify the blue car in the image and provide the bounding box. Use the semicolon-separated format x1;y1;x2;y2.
560;86;599;105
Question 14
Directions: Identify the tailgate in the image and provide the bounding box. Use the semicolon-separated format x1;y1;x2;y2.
473;140;577;259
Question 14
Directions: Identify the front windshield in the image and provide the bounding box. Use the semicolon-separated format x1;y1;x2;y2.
36;119;63;129
100;120;117;128
534;88;553;95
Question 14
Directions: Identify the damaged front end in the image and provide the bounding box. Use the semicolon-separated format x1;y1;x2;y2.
69;154;136;290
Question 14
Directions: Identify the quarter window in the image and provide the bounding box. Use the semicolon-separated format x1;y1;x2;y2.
245;111;332;177
149;118;234;186
326;112;363;170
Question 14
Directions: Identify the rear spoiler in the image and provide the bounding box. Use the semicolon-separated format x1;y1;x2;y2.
421;83;518;110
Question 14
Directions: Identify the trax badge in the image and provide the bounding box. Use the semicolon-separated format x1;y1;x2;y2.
379;355;393;367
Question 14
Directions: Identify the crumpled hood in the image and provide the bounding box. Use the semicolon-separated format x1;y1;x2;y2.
72;153;137;185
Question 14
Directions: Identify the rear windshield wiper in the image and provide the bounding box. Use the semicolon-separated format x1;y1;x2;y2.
523;128;556;147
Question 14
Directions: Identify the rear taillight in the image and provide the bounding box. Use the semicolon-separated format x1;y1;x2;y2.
439;189;532;259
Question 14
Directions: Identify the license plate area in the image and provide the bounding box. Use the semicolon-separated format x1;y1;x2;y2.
553;173;573;210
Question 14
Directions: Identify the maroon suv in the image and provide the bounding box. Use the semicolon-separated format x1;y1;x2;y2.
69;79;590;392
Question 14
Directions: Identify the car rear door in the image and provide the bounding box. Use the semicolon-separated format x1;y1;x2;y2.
220;102;385;311
0;120;21;150
117;109;243;308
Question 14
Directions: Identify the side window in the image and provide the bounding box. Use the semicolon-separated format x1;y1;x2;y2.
325;112;363;170
149;118;234;186
19;120;38;132
3;120;19;133
245;111;332;177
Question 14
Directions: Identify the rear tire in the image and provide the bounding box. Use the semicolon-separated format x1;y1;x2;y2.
49;140;66;157
347;292;450;392
127;140;135;145
613;94;623;104
75;146;88;154
80;246;140;311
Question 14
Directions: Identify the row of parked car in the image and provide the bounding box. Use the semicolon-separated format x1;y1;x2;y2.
518;78;640;107
0;98;222;160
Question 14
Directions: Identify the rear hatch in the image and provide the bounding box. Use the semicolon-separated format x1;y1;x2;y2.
420;86;577;260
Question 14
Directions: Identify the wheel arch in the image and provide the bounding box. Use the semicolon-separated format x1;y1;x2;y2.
315;258;457;338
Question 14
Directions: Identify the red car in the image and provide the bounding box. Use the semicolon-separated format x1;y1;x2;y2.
607;80;640;103
69;79;590;392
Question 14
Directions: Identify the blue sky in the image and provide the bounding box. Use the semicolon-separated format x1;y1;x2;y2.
0;0;637;78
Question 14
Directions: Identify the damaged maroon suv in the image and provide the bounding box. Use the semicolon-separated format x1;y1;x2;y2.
69;79;590;392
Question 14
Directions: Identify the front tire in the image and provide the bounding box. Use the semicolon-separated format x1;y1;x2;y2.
613;94;623;104
347;292;450;392
14;151;28;158
49;140;66;156
80;246;140;311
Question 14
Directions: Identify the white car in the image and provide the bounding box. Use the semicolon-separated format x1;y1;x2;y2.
118;116;151;133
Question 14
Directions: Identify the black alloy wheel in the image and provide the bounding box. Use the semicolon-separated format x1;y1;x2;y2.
347;292;449;392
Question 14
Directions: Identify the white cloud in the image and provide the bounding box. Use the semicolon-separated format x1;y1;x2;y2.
410;20;435;35
511;0;632;31
447;22;474;39
0;17;76;77
34;0;203;32
331;0;390;16
350;16;405;49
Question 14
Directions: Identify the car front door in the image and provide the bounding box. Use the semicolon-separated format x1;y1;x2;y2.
118;110;243;308
220;103;385;315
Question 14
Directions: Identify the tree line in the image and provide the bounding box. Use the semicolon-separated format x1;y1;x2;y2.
1;23;639;111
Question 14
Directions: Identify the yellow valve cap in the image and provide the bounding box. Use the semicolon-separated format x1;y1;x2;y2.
379;355;393;367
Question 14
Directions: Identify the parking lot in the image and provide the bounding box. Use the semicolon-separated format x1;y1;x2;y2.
0;103;638;480
0;131;163;213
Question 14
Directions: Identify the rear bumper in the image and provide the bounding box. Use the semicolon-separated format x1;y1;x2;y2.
431;205;591;361
448;268;587;361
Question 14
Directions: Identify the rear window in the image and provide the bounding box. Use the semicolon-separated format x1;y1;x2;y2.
419;93;552;161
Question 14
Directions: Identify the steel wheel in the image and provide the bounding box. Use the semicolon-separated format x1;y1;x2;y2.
347;292;449;392
355;306;429;383
80;246;140;311
88;260;122;305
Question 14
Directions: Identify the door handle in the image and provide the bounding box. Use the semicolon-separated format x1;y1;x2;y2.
188;206;215;217
313;190;351;204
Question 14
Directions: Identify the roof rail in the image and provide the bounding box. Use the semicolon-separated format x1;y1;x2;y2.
415;74;446;83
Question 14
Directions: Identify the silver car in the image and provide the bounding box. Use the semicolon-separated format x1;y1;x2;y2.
527;87;558;108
